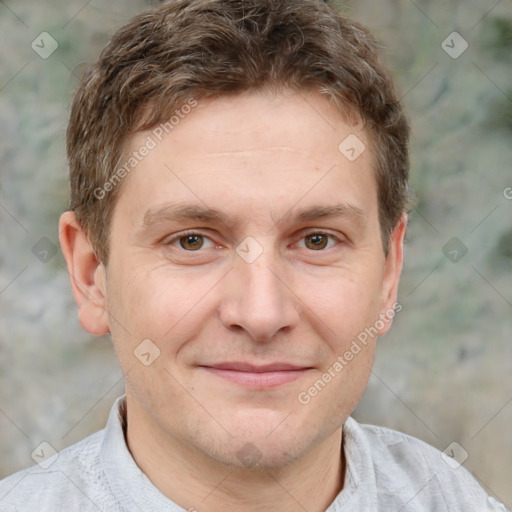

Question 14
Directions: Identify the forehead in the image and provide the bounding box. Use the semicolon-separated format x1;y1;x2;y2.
154;90;364;161
114;89;378;229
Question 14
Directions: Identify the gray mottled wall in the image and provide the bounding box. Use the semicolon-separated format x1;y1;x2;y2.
0;0;511;507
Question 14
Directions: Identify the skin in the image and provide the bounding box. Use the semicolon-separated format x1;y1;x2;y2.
60;88;406;512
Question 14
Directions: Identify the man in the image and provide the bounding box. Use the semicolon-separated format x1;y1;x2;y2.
0;0;508;510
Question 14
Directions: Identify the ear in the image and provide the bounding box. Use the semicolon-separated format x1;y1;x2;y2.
59;211;110;336
377;213;407;336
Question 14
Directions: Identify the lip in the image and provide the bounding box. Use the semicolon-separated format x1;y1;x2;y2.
199;362;314;389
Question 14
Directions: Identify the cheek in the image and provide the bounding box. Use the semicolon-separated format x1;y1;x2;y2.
305;263;384;341
103;259;162;355
106;262;219;342
106;267;149;330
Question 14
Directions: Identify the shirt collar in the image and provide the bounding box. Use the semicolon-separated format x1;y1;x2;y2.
326;416;378;510
100;395;184;511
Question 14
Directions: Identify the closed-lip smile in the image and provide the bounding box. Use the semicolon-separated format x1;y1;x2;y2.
199;361;314;388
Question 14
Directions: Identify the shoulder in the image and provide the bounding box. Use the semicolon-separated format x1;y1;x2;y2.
345;418;509;511
0;429;120;512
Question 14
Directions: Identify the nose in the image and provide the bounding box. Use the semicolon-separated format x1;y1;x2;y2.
219;246;301;342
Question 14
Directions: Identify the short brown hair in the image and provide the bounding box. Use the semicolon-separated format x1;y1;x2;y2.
67;0;414;264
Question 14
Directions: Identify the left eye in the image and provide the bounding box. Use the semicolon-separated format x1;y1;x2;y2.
298;232;339;251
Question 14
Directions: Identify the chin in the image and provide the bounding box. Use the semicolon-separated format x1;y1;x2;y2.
194;414;321;471
206;435;311;471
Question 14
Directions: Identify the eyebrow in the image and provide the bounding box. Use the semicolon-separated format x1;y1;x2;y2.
289;203;365;223
141;201;365;229
143;203;229;227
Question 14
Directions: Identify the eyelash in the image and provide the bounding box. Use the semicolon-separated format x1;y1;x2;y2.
164;229;343;252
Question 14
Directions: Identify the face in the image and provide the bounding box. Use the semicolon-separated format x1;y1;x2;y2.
62;89;405;470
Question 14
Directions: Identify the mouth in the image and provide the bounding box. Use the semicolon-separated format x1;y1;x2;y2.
198;362;314;389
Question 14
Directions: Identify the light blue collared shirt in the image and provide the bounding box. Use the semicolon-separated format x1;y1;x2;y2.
0;396;508;511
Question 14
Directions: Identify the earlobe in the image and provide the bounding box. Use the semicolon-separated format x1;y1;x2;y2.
59;211;110;336
377;213;407;336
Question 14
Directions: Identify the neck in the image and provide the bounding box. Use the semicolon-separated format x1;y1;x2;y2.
124;400;345;512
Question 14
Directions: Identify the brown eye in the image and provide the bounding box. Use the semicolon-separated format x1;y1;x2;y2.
304;233;329;250
165;231;216;252
179;234;204;250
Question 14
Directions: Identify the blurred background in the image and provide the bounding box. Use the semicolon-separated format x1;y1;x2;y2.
0;0;511;506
